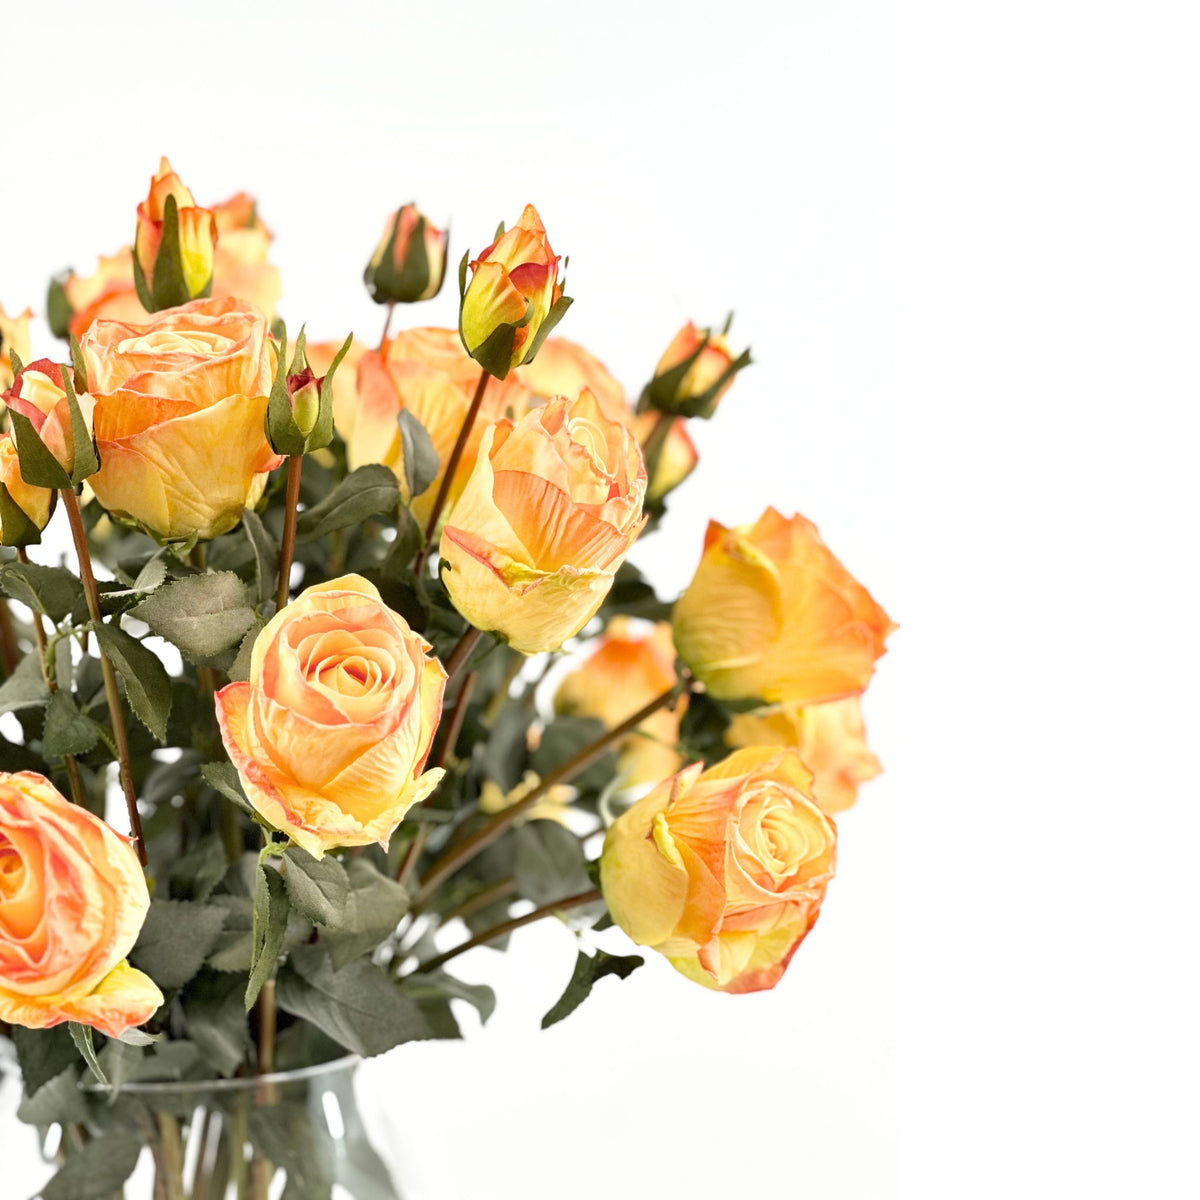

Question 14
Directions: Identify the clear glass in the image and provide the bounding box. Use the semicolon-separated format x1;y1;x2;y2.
1;1046;403;1199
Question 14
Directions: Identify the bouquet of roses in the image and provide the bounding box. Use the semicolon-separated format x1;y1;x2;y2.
0;158;894;1198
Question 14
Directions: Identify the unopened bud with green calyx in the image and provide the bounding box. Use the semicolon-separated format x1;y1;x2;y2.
638;316;751;420
133;157;218;312
364;204;449;305
266;327;353;456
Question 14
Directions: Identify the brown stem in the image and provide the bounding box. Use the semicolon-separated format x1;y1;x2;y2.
414;887;602;975
276;455;303;611
442;626;484;686
414;366;490;573
440;876;517;925
397;670;477;887
0;600;17;677
378;301;395;352
413;682;687;907
17;546;89;808
62;489;147;865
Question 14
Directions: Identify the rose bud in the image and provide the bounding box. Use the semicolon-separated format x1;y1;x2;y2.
600;747;837;994
640;318;750;419
0;772;163;1039
81;297;281;542
215;575;447;859
133;156;219;311
347;327;531;528
726;697;881;814
555;618;686;788
3;357;97;487
673;507;895;706
265;328;353;456
0;436;56;546
0;302;32;391
632;411;699;503
365;204;449;305
439;389;647;654
459;204;571;379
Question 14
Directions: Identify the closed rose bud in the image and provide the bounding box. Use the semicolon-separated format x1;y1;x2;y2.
81;297;281;542
600;747;836;993
215;575;447;859
673;508;895;706
0;772;162;1039
365;204;449;305
0;436;56;545
555;619;686;787
0;302;32;391
459;204;571;379
726;697;882;813
642;319;750;418
3;359;95;481
632;412;699;502
265;331;350;456
133;157;219;311
439;389;647;654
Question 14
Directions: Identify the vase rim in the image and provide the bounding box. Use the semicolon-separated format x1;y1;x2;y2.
80;1052;362;1096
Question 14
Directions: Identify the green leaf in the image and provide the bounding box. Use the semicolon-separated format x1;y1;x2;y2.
43;690;100;757
8;407;72;488
513;819;593;905
60;360;99;483
321;858;409;969
276;945;442;1057
0;481;43;548
68;1021;108;1086
47;271;73;339
532;715;615;792
297;464;400;542
246;861;290;1009
12;1024;77;1096
242;506;279;606
201;760;259;819
0;651;49;715
132;571;257;662
0;560;88;623
402;969;497;1025
541;949;643;1029
131;898;227;990
93;622;172;742
16;1064;89;1126
182;969;251;1077
282;846;350;927
397;407;439;500
168;834;228;903
205;894;254;971
38;1131;143;1200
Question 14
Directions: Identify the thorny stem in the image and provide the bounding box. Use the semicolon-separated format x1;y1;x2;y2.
276;455;303;611
62;488;147;865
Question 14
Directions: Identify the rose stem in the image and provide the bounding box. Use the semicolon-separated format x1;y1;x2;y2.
442;625;484;685
413;366;490;575
276;454;303;611
439;876;517;925
412;682;688;908
61;488;147;865
397;670;477;887
0;600;17;676
378;301;394;352
16;545;88;809
481;649;524;726
413;888;602;976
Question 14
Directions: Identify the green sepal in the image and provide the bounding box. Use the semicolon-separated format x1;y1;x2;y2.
266;327;348;455
46;271;74;340
68;1022;108;1086
0;480;46;547
69;334;89;393
520;291;574;367
134;193;213;312
638;329;752;420
365;208;444;305
8;409;71;489
7;347;24;377
462;295;534;382
60;359;100;483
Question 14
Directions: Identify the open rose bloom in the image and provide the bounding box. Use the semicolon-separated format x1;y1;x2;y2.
0;773;161;1039
601;747;837;993
440;389;648;653
216;576;448;858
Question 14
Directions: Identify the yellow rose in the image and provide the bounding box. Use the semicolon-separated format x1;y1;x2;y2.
364;204;449;304
555;618;686;787
600;747;836;993
460;204;568;379
345;328;531;527
80;296;281;541
0;301;32;392
673;507;895;705
215;575;448;859
439;389;647;654
726;697;881;813
134;157;219;309
0;772;162;1039
0;436;55;543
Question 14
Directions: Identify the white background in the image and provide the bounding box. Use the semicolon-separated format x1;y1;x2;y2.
3;1;1199;1197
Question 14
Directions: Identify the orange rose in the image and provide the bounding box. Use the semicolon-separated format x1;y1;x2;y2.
523;336;699;503
555;619;686;787
440;390;647;654
0;301;32;391
0;772;162;1039
80;296;281;541
3;359;94;478
673;507;895;705
364;204;449;304
600;747;836;993
58;249;149;341
459;204;568;378
215;575;447;859
134;157;218;309
345;327;530;526
726;698;881;813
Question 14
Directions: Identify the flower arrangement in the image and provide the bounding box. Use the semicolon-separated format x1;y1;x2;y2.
0;157;894;1197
